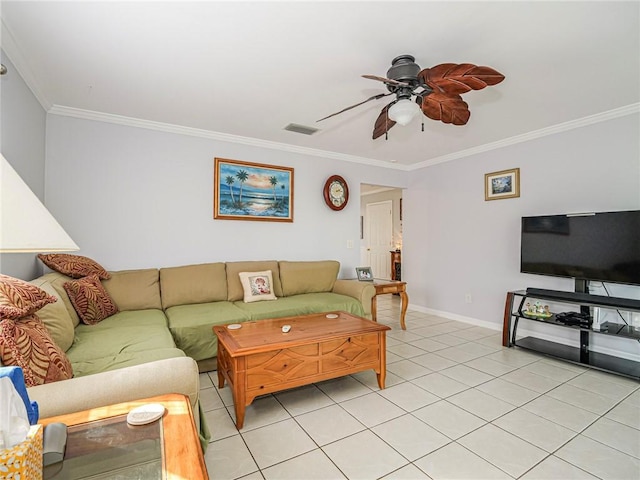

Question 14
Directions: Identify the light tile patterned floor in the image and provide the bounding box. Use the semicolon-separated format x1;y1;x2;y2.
200;296;640;479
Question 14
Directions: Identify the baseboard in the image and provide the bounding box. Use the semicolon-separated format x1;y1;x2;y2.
408;305;640;363
409;304;501;332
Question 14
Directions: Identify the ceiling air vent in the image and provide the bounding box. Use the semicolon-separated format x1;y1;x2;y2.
284;123;319;135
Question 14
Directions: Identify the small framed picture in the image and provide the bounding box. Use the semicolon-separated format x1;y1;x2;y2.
485;168;520;201
355;267;374;281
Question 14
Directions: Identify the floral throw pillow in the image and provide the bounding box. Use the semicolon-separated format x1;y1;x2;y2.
38;253;111;280
238;271;277;303
63;275;118;325
0;274;57;320
0;315;73;386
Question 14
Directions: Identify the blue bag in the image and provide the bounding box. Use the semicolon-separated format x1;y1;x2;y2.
0;366;39;424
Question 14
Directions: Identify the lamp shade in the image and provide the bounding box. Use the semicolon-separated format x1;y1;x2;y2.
388;99;421;126
1;154;79;252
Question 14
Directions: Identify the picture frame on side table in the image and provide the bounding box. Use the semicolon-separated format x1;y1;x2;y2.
485;168;520;201
214;158;294;222
355;267;374;281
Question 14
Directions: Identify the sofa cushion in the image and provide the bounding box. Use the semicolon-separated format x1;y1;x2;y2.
165;302;251;360
239;270;278;303
226;261;283;301
66;309;180;376
35;273;81;327
70;347;185;378
0;315;73;386
102;269;162;311
160;263;227;309
279;261;340;296
28;279;75;351
0;274;57;319
38;253;110;279
64;275;119;325
233;292;365;320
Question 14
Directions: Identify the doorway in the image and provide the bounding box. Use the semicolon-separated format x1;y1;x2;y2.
360;184;403;280
366;201;392;279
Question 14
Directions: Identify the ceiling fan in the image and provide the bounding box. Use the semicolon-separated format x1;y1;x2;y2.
317;55;505;139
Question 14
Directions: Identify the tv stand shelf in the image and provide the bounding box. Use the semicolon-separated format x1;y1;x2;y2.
503;289;640;379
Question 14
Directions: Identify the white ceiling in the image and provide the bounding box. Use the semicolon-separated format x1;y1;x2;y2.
1;1;639;169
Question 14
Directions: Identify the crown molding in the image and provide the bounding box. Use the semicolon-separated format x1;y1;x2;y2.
48;105;409;171
0;18;52;111
49;103;639;173
408;103;640;171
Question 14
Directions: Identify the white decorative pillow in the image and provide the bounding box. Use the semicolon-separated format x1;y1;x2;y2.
238;271;277;303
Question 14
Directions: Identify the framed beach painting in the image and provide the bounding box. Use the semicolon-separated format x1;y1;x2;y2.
214;158;294;222
484;168;520;201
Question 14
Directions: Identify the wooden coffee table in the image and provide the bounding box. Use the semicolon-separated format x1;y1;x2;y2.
214;311;390;429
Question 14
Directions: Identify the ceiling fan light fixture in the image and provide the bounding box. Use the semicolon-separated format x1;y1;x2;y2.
388;99;420;126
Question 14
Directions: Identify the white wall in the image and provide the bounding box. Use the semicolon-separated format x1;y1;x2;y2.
404;113;640;357
44;114;407;278
0;51;47;279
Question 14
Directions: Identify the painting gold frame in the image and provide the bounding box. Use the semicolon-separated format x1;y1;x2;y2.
214;158;294;222
485;168;520;201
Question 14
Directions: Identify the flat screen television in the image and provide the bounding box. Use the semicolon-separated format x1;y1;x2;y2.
520;210;640;286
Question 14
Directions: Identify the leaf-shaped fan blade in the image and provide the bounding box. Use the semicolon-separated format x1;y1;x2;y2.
372;103;397;139
362;74;411;87
317;92;392;122
421;92;470;125
418;63;505;95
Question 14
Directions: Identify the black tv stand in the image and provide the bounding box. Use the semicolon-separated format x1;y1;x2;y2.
503;287;640;379
525;287;640;310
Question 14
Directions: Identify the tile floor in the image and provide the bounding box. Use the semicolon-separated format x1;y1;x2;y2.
199;295;640;479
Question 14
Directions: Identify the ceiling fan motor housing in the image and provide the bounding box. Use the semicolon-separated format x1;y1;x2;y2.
387;55;420;83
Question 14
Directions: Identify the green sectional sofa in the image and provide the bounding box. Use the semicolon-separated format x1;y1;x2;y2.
23;260;374;434
160;260;375;370
25;268;202;439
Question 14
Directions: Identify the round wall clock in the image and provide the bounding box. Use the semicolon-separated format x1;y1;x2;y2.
323;175;349;211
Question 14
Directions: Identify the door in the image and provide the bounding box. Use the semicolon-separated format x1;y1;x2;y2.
365;200;393;279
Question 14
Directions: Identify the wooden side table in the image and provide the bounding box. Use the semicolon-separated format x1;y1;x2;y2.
41;393;208;480
371;279;409;330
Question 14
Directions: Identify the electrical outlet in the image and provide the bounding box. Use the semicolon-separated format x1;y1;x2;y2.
465;293;472;304
346;240;354;249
